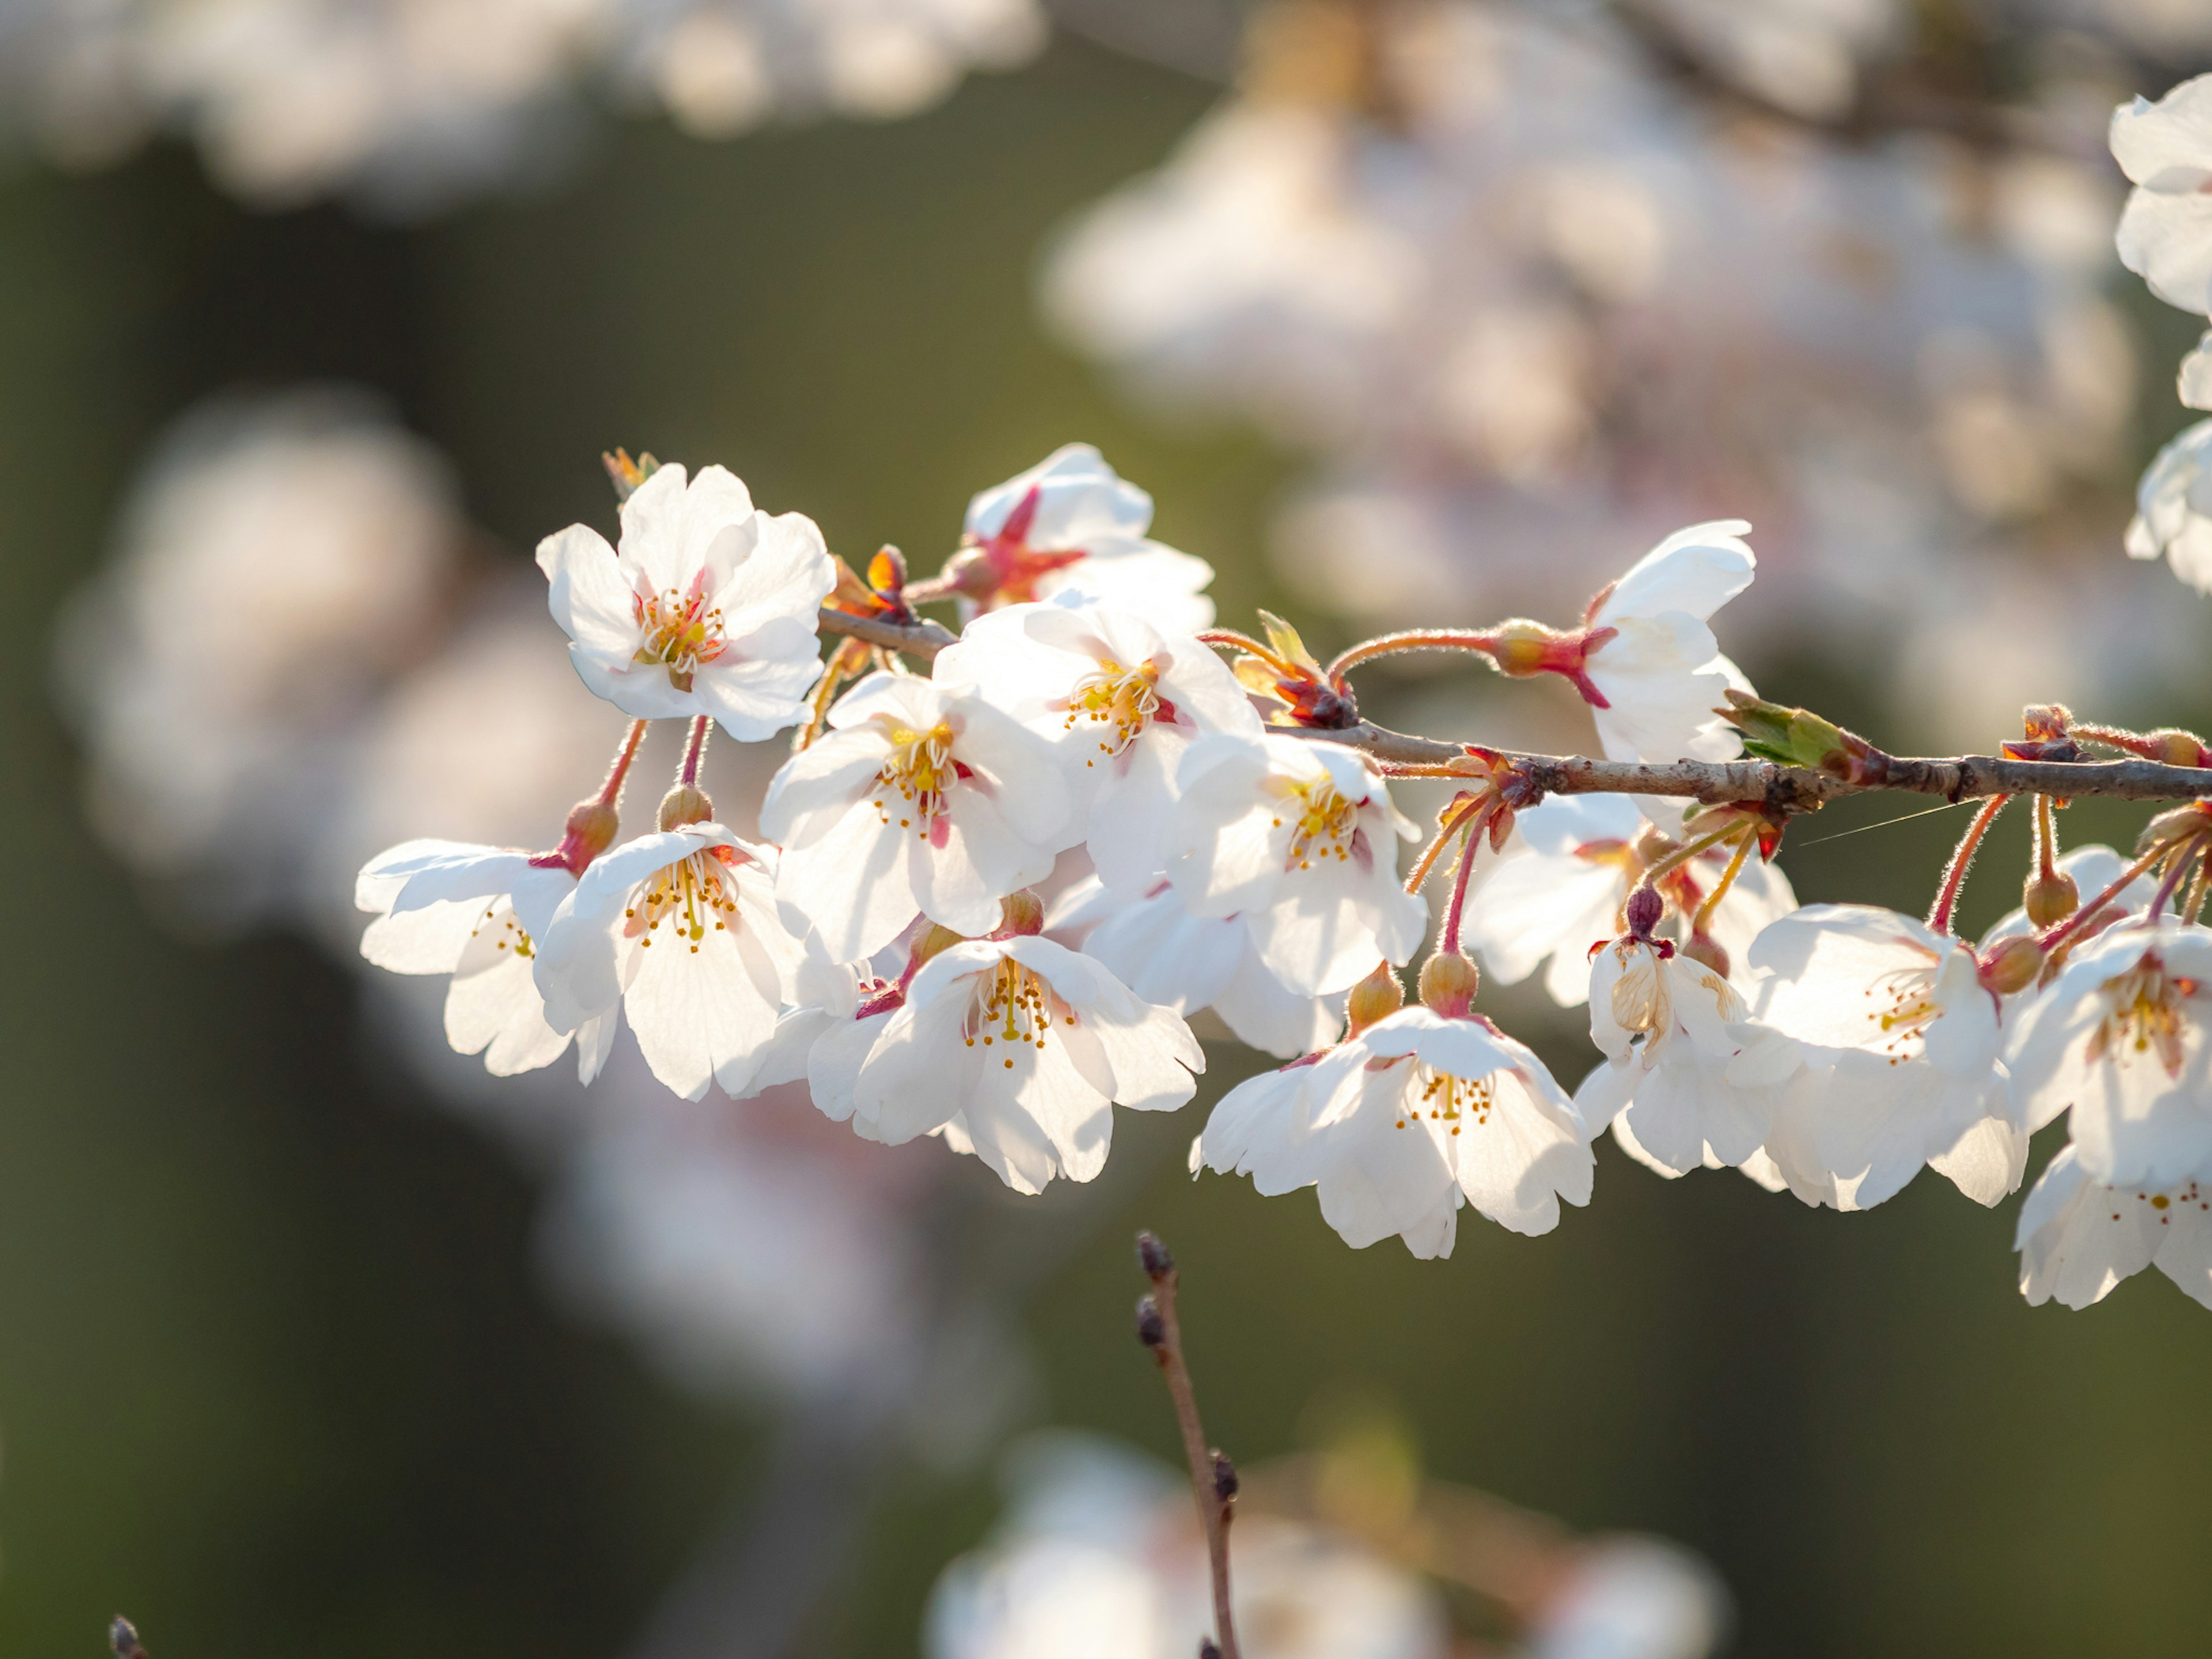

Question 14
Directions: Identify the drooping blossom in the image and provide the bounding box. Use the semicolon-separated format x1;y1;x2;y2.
1048;875;1340;1060
760;671;1072;961
934;599;1261;892
2015;1142;2212;1311
1164;733;1426;997
1980;842;2157;964
1574;937;1803;1176
2112;73;2212;315
536;460;836;737
536;817;806;1101
356;838;615;1079
1461;794;1797;1006
835;934;1202;1194
2006;918;2212;1187
1578;521;1756;764
2124;417;2212;594
1198;1007;1594;1257
1749;905;2023;1208
952;445;1215;633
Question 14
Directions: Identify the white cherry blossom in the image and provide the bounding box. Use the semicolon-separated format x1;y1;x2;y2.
839;934;1202;1194
536;461;835;736
933;599;1261;893
1581;521;1756;764
1047;875;1340;1060
536;820;806;1102
2006;918;2212;1187
1574;937;1803;1175
1197;1007;1594;1257
356;838;614;1079
1164;733;1425;997
1750;905;2022;1208
760;672;1072;961
2112;73;2212;315
2015;1142;2212;1311
2124;417;2212;594
954;445;1215;632
1463;794;1797;1006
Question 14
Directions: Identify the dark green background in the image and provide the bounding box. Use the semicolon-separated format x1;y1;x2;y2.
2;35;2207;1658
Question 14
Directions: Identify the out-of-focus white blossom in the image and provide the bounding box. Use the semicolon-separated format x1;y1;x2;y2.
834;933;1202;1193
925;1434;1450;1659
1048;876;1342;1059
760;671;1071;961
2008;919;2212;1188
2126;418;2212;593
1199;1007;1593;1256
933;600;1259;893
537;461;835;737
55;389;464;923
953;445;1215;632
1527;1535;1732;1659
1165;734;1425;997
2015;1141;2212;1312
2113;73;2212;316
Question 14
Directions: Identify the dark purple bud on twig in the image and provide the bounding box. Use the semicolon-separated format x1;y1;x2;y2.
110;1616;147;1659
1136;1293;1167;1350
1211;1450;1239;1504
1137;1230;1175;1281
1200;1641;1222;1659
1624;882;1664;940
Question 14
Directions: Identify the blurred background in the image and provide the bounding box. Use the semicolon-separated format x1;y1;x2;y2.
5;1;2212;1655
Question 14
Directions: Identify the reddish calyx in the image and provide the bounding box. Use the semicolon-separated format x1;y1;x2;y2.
942;486;1089;607
1486;619;1617;708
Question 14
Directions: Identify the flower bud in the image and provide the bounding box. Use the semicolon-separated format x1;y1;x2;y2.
2139;801;2212;852
1491;619;1563;678
997;889;1045;936
1136;1231;1175;1282
2023;868;2079;929
1624;883;1664;941
1211;1450;1239;1503
1681;931;1729;977
1135;1293;1166;1351
1418;951;1479;1019
656;783;714;830
1979;935;2044;995
2149;728;2210;768
1345;960;1405;1035
562;798;620;862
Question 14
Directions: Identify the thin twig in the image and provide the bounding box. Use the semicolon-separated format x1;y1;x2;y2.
1280;720;2212;806
1135;1232;1240;1659
816;605;959;658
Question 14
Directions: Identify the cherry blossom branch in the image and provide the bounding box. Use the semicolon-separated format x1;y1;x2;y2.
1281;721;2212;807
1134;1231;1240;1659
816;604;957;657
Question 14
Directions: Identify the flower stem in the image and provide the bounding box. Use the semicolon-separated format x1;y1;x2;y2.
679;715;712;787
1441;804;1497;959
1403;793;1494;895
2039;839;2176;955
2150;846;2196;921
1634;824;1742;896
2033;794;2059;882
1134;1234;1240;1659
599;718;649;806
2188;850;2211;926
1327;629;1503;680
1926;794;2010;934
1196;629;1298;678
1691;829;1755;938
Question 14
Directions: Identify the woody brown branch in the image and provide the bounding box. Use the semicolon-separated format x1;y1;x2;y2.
816;605;960;657
1283;721;2212;808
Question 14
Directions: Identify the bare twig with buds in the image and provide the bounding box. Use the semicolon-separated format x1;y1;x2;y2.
1135;1231;1241;1659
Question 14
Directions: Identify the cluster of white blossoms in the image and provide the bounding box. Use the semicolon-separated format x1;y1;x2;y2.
351;382;2212;1317
1;0;1043;213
